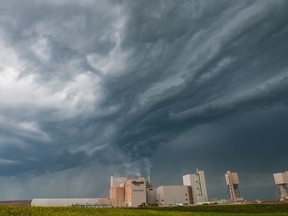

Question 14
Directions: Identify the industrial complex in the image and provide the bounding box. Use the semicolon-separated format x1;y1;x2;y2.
32;169;209;207
30;170;288;207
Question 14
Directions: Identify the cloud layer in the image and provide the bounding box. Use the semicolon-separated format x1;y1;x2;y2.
0;0;288;200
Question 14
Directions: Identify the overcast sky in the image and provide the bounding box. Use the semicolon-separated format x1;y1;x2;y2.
0;0;288;201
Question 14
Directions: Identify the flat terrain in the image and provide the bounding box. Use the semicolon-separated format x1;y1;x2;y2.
0;203;287;216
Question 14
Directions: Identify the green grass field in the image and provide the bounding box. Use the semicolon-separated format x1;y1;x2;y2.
0;203;288;216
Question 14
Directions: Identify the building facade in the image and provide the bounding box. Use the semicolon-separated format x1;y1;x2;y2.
124;178;147;207
225;171;243;203
146;188;157;205
156;186;191;206
183;170;208;204
31;198;110;207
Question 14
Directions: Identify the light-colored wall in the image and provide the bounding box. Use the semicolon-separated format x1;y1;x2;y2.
110;176;127;188
156;186;190;206
225;171;242;203
273;172;288;184
146;188;157;204
183;171;208;203
31;198;99;206
111;187;125;205
198;171;208;202
225;171;239;185
125;178;146;207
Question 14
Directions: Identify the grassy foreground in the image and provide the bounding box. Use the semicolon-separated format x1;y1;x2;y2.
0;203;288;216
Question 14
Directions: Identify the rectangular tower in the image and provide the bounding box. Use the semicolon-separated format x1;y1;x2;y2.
273;172;288;201
109;176;127;206
124;178;147;207
183;170;208;204
225;171;243;203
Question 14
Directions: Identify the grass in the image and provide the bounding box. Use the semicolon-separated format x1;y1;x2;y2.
0;203;287;216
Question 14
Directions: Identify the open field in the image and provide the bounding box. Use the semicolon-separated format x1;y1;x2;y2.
0;203;288;216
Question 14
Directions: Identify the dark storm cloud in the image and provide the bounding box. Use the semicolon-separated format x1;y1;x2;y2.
150;104;288;200
109;0;288;158
0;0;288;200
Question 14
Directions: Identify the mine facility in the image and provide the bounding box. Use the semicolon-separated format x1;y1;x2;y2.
1;170;287;207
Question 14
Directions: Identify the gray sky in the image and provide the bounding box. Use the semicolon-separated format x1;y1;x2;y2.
0;0;288;201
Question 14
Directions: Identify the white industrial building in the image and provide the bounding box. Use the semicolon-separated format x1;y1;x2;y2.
183;170;208;204
31;198;101;207
156;186;191;206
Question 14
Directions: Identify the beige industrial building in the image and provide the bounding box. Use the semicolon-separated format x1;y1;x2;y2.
109;174;197;207
124;178;147;207
109;176;148;207
109;176;127;207
225;171;244;203
110;187;125;207
183;170;208;204
156;186;191;206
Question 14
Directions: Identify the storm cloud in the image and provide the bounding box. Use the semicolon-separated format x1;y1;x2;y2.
0;0;288;200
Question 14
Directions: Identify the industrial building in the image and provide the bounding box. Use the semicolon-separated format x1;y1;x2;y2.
183;170;208;204
124;178;147;207
146;188;157;205
110;177;192;207
109;176;148;207
108;169;208;207
225;171;244;203
157;186;191;206
109;176;127;207
31;198;112;207
273;171;288;201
